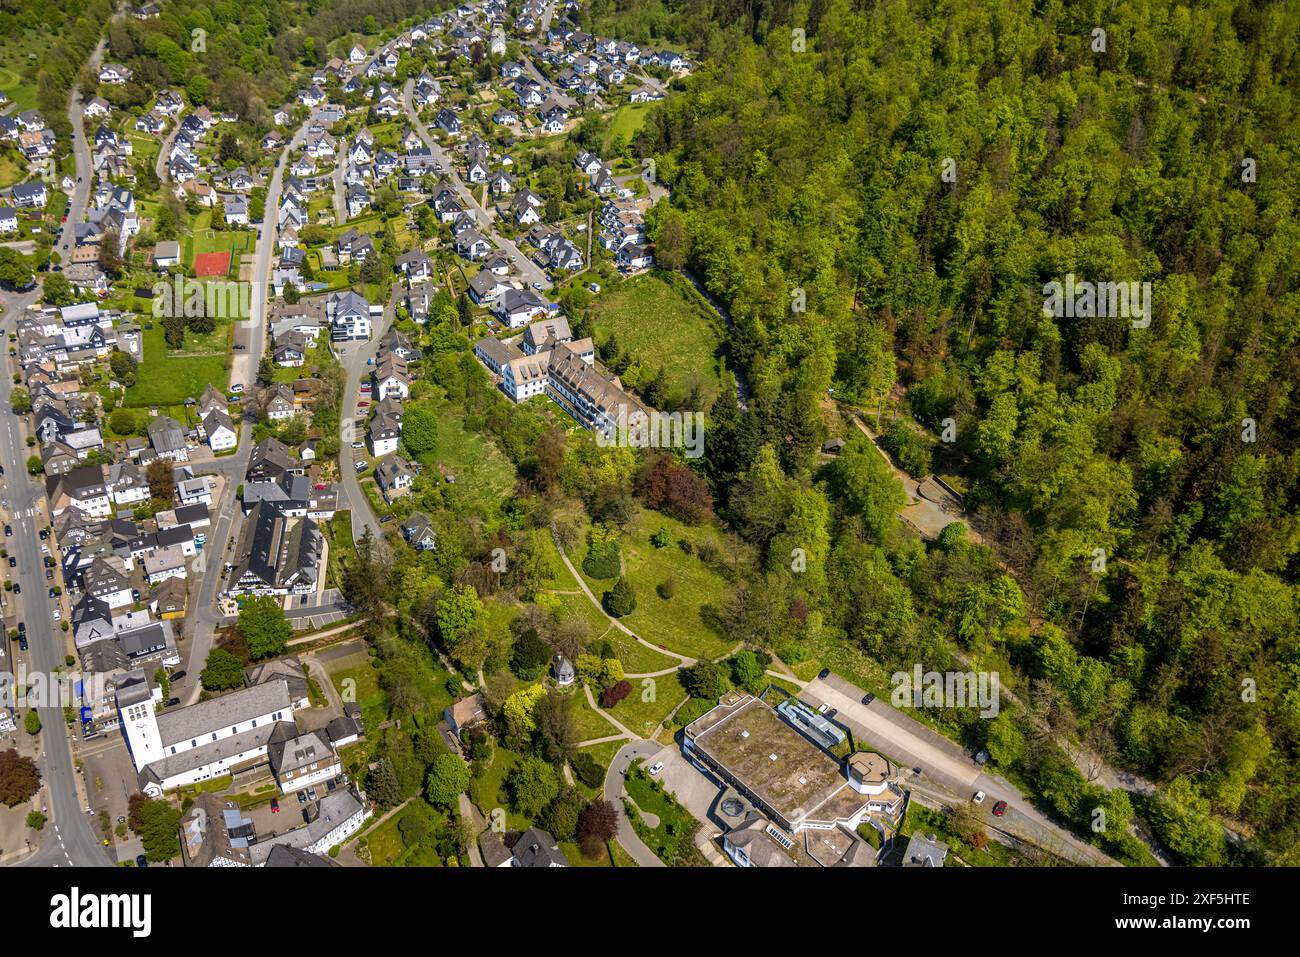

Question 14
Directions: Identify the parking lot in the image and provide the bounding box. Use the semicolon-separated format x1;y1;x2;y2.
641;746;723;828
77;735;145;863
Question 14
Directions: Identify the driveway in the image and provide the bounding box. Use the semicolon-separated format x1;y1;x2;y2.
800;674;1117;866
603;741;666;867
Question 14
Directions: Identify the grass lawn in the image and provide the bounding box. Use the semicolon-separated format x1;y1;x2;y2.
604;629;680;675
573;508;733;661
329;658;388;729
568;690;622;741
0;151;24;190
181;209;255;267
579;738;624;773
623;760;706;866
415;401;514;512
601;668;687;739
560;838;639;867
603;103;651;150
586;270;725;407
324;511;356;588
469;746;531;831
0;60;38;114
122;313;232;407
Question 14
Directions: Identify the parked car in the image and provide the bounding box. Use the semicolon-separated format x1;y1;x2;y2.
48;588;55;598
351;441;364;449
972;791;986;805
51;608;59;621
992;801;1008;817
166;698;180;707
861;693;875;705
135;855;148;868
38;529;47;540
649;762;665;776
169;671;186;683
270;798;280;813
297;790;307;804
16;622;24;633
45;570;52;580
3;525;10;536
11;583;18;594
6;557;14;568
18;636;27;651
229;383;245;393
354;460;367;472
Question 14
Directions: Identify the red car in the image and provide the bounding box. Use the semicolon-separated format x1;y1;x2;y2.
992;801;1008;817
270;798;280;813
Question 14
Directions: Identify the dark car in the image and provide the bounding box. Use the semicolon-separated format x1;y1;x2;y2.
38;529;47;540
992;801;1008;817
4;525;10;536
166;697;181;707
45;570;52;580
270;798;280;813
11;583;18;594
297;790;307;804
17;622;24;633
6;557;13;568
861;693;875;705
18;636;28;651
170;670;186;683
135;855;148;868
301;808;310;824
48;588;55;598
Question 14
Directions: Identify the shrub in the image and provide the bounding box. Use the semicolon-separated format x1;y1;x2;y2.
600;680;632;708
604;576;636;617
571;751;605;789
881;419;933;476
582;540;621;580
657;576;677;599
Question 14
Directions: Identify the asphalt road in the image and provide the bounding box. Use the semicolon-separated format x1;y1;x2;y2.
179;109;323;702
335;287;399;546
602;740;666;867
400;79;552;292
0;288;112;867
800;674;1118;866
52;38;108;263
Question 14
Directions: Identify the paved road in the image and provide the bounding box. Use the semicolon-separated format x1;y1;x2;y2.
179;108;324;702
334;286;399;545
400;79;551;292
0;288;112;868
52;35;110;263
332;137;347;223
800;674;1117;866
603;741;666;867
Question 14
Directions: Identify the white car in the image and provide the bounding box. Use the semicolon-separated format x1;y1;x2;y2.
52;609;61;621
351;441;365;449
229;383;245;394
648;762;664;776
972;791;986;805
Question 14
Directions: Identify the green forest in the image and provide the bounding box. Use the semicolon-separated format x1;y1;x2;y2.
601;0;1299;863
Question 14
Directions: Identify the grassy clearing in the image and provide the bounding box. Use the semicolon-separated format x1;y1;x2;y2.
568;691;622;741
560;838;639;867
600;668;687;739
575;508;733;661
329;658;387;729
586;270;725;407
122;314;231;407
603;103;651;149
414;401;514;512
